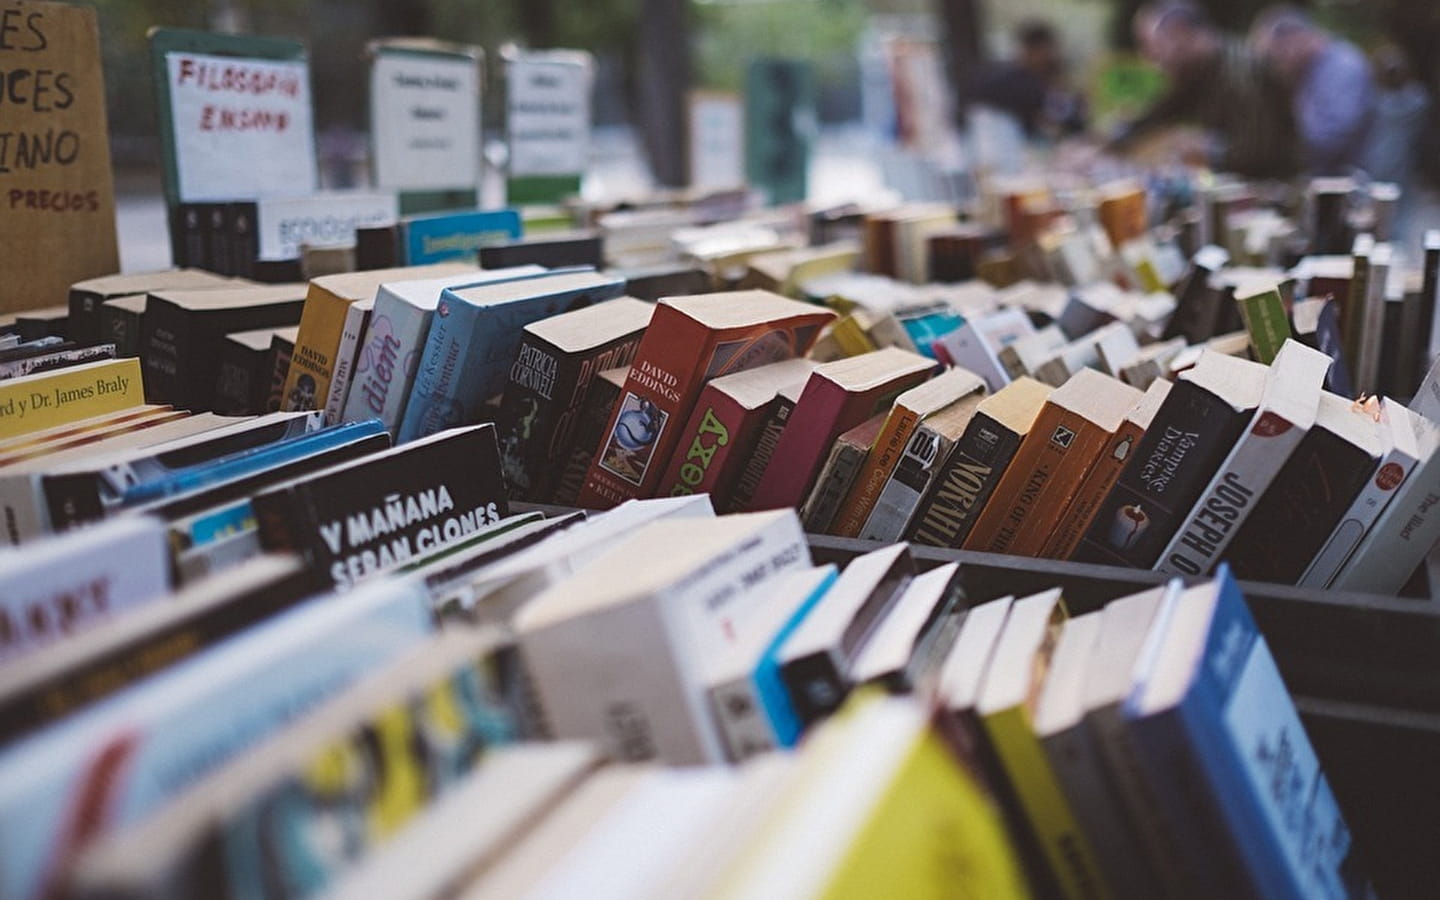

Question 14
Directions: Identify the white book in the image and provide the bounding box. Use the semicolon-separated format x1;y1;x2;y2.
516;509;810;765
322;297;374;425
0;516;169;665
255;192;398;261
847;562;958;685
1094;321;1142;377
339;266;545;435
1299;398;1422;587
1155;340;1330;576
934;308;1033;392
934;595;1013;712
0;575;435;900
1330;412;1440;594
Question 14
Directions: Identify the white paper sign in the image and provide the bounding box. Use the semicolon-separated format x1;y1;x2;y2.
370;53;480;191
256;192;399;261
507;52;591;177
166;52;318;202
688;92;744;190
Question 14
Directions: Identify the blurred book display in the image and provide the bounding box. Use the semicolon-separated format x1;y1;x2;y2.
2;1;1440;897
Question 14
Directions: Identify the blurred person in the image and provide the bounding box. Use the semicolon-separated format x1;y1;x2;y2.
969;20;1087;141
1364;45;1430;239
1250;6;1376;175
1111;2;1300;178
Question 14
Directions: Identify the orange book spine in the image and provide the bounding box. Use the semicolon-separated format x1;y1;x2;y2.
828;405;919;537
1039;419;1145;560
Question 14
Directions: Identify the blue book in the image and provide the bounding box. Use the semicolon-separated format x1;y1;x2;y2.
751;565;839;748
397;269;627;443
0;575;435;900
1124;566;1369;900
120;419;390;506
898;309;965;360
403;209;523;265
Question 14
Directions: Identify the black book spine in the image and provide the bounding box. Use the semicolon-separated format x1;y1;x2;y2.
212;343;261;416
497;336;576;502
1071;381;1252;568
1224;428;1375;584
266;337;295;414
907;411;1023;548
229;202;259;280
550;374;624;506
180;203;210;270
206;204;234;277
1162;261;1221;344
67;291;103;346
1418;244;1440;387
780;652;849;728
139;298;183;406
103;303;144;359
728;393;796;512
38;474;105;534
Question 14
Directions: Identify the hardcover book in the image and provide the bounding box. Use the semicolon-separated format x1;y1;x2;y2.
907;377;1052;549
550;366;627;507
142;284;308;411
213;325;298;416
100;293;150;359
498;298;653;502
1071;351;1266;568
964;369;1143;557
747;347;934;513
281;263;476;414
577;291;834;508
655;357;815;510
399;269;628;444
1155;340;1330;577
253;423;510;590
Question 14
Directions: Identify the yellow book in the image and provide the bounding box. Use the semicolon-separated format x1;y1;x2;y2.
829;313;877;358
281;263;477;412
0;358;144;440
978;589;1113;900
829;367;985;538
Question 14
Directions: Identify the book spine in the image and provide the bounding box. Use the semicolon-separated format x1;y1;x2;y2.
1355;257;1390;395
497;335;574;502
858;424;953;543
910;413;1022;546
1041;420;1143;560
1296;440;1416;587
1237;291;1290;365
282;288;352;413
397;291;483;443
0;345;116;381
1329;442;1440;594
0;476;50;545
342;294;430;435
0;359;144;439
322;303;371;425
830;406;920;538
206;203;234;277
708;675;777;762
1418;241;1440;387
1071;382;1251;568
266;337;294;414
729;392;798;512
936;323;1010;393
799;435;868;533
779;649;849;730
654;390;749;503
1342;251;1370;375
550;373;625;507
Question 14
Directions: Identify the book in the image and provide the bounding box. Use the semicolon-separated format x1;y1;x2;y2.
976;587;1113;900
1225;393;1385;584
799;411;885;534
931;307;1035;393
0;554;309;744
964;369;1143;557
400;269;628;443
654;357;815;509
0;405;179;461
265;328;297;412
727;377;807;513
141;284;308;411
1234;283;1292;365
847;561;964;690
1330;408;1440;594
68;626;521;900
0;358;144;440
0;343;116;381
1156;340;1331;576
320;295;374;425
281;263;476;414
1417;230;1440;389
705;565;839;760
1119;338;1186;391
68;269;233;345
1297;398;1422;587
213;325;298;416
829;367;986;538
100;293;150;359
907;376;1051;549
338;265;546;436
1163;245;1229;344
613;262;714;302
1126;570;1370;899
1291;295;1354;399
550;365;628;507
497;298;653;502
516;509;811;764
1041;377;1172;561
747;347;934;513
1353;242;1392;395
1341;233;1374;375
859;389;989;542
997;324;1067;380
577;291;834;508
1071;351;1266;568
253;423;509;590
776;543;913;730
0;575;436;900
252;191;399;262
402;208;523;264
478;231;604;270
0;516;169;666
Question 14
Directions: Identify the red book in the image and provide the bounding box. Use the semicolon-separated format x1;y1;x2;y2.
745;347;935;512
654;358;816;508
576;291;833;509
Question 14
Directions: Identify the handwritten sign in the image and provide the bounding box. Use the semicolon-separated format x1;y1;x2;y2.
506;51;592;178
0;0;119;315
165;51;318;202
371;49;480;191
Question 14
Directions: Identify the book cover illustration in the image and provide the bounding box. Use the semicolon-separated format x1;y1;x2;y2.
598;393;669;486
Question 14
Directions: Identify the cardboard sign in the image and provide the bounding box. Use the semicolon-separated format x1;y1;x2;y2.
0;0;119;315
164;50;318;202
688;91;743;191
506;50;592;178
370;46;481;192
